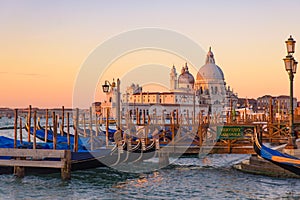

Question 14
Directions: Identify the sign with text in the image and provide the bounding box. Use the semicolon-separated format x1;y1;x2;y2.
217;126;254;139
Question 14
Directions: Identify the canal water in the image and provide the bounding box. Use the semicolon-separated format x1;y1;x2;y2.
0;157;299;200
0;117;300;199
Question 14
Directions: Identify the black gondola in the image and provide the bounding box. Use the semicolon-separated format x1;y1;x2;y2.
25;123;105;150
0;136;112;175
253;131;300;176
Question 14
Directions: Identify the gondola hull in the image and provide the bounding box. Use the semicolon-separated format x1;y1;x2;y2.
253;132;300;176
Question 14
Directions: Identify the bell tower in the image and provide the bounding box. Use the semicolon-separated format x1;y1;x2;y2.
170;65;177;91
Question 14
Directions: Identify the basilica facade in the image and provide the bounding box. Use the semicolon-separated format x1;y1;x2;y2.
119;48;238;120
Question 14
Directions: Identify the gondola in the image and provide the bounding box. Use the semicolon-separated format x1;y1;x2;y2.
98;126;117;141
33;122;66;142
25;123;105;150
100;126;158;165
0;136;52;149
123;126;159;163
133;138;157;162
37;120;69;137
77;127;97;136
253;131;300;176
38;120;117;143
121;138;157;164
25;123;159;166
25;124;151;166
0;136;113;174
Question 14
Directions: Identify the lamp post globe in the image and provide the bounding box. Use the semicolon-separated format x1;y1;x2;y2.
293;60;298;74
286;35;296;55
102;81;110;93
283;55;294;71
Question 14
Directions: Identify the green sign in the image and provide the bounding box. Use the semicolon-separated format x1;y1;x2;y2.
217;126;254;139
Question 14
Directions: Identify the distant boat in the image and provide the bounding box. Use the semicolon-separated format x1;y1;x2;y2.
254;131;300;176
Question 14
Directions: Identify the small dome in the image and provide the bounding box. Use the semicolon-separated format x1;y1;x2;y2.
197;47;224;81
178;63;195;85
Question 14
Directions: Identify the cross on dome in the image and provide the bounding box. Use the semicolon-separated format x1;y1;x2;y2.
205;47;215;64
185;62;189;71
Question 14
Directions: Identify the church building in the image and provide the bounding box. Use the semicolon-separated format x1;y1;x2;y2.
118;47;238;120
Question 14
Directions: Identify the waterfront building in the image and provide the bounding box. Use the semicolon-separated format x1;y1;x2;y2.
99;48;299;124
256;95;297;121
237;98;257;111
118;48;238;121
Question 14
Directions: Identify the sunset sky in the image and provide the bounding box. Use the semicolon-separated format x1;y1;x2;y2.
1;0;300;108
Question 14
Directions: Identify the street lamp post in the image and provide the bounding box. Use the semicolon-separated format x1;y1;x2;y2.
102;78;121;128
283;35;298;149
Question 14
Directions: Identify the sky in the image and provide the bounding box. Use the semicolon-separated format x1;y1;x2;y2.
1;0;300;108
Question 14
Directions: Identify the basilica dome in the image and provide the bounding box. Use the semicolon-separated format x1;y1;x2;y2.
196;47;224;81
178;63;195;87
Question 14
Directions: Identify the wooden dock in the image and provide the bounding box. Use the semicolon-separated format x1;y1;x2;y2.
157;145;255;155
0;148;71;180
0;104;298;178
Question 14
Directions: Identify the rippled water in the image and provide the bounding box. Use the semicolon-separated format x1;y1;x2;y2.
1;120;300;199
0;156;300;200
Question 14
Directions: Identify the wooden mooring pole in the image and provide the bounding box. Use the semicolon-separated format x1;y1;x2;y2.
198;112;203;147
61;106;65;136
33;111;37;149
45;109;48;142
95;113;99;137
27;105;31;142
142;109;146;125
52;112;57;150
19;117;23;144
14;109;18;148
89;107;94;151
176;109;179;125
136;108;139;125
83;112;87;137
106;108;109;147
171;112;175;146
74;108;79;152
67;112;70;148
158;151;170;168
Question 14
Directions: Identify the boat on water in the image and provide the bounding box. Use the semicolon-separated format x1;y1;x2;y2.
0;135;113;174
0;136;52;149
0;135;155;174
27;124;158;163
253;131;300;176
0;123;163;176
98;125;118;141
25;123;105;150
